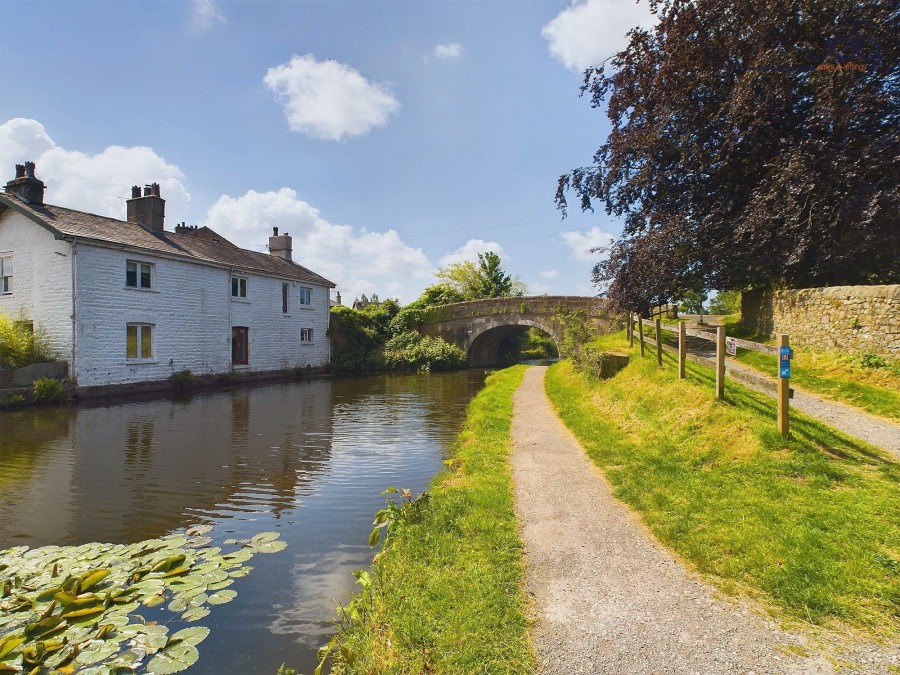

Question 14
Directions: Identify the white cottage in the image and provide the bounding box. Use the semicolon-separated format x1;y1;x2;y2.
0;162;335;388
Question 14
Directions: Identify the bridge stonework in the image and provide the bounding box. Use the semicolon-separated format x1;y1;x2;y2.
418;296;623;367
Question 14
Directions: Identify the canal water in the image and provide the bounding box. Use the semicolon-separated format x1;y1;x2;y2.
0;370;486;673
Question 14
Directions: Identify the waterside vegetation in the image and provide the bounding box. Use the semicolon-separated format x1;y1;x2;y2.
321;366;535;673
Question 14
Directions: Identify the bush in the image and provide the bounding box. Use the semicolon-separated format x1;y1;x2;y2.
169;369;198;386
0;313;56;368
383;332;466;372
32;376;70;404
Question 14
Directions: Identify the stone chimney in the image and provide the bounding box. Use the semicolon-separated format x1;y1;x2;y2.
126;183;166;233
269;226;292;262
4;162;45;205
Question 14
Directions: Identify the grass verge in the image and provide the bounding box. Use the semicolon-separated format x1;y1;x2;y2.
547;334;899;639
326;366;535;674
733;348;900;422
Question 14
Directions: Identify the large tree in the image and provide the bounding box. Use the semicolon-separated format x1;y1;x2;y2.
557;0;898;312
432;251;526;301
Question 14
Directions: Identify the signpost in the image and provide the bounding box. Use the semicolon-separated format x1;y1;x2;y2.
778;335;791;438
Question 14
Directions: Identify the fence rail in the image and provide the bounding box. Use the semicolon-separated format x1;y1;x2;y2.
630;313;791;437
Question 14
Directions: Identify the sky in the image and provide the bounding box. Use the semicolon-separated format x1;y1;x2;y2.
0;0;655;304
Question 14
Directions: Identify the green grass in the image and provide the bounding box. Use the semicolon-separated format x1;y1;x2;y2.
734;348;900;421
546;335;900;639
327;366;535;674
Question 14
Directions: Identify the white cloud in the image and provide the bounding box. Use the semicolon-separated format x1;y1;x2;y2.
191;0;226;31
438;239;505;267
540;269;560;279
542;0;656;72
200;188;432;303
0;118;190;219
433;43;464;61
263;55;400;141
561;226;613;261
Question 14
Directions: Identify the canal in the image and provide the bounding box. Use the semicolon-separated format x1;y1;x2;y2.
0;370;487;673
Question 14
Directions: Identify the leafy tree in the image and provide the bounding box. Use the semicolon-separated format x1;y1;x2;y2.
434;252;526;301
675;290;707;315
708;290;741;315
557;0;899;312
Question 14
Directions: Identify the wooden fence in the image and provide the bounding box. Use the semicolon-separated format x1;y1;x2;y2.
626;315;792;437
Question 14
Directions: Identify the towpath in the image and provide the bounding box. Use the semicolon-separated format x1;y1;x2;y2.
510;366;899;674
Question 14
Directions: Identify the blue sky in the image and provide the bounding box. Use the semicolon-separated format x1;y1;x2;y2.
0;0;654;303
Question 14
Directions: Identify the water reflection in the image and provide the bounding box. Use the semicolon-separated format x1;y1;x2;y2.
0;370;485;673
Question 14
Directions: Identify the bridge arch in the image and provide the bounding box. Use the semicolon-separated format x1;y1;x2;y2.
417;295;622;368
467;319;561;367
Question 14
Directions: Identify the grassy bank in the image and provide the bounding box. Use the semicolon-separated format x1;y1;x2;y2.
325;366;534;674
546;334;899;638
733;347;900;421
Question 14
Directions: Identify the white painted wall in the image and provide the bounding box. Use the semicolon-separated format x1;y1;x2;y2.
1;210;331;387
0;209;75;370
74;246;331;386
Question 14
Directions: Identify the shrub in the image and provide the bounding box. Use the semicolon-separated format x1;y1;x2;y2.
0;313;56;368
32;376;70;404
383;332;466;372
169;369;198;386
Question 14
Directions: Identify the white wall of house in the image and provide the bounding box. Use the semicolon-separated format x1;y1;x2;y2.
0;210;75;369
73;244;331;387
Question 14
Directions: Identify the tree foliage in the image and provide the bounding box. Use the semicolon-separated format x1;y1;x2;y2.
557;0;899;312
433;251;526;302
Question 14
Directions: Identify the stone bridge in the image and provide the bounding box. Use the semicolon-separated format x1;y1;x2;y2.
418;295;623;367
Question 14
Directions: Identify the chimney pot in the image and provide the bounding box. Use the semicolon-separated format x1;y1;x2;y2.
127;181;166;233
5;161;45;205
273;227;278;236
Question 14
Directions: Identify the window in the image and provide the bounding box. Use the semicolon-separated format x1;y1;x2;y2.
126;261;152;289
232;277;248;299
126;323;154;360
300;328;313;344
282;283;289;313
0;255;11;294
232;326;249;365
298;287;312;305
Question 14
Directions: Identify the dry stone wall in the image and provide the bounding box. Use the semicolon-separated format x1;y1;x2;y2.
742;285;899;359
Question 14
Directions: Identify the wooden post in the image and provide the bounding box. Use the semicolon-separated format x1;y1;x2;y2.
627;312;633;345
778;334;790;438
655;318;663;366
637;317;645;357
716;325;726;400
678;320;686;379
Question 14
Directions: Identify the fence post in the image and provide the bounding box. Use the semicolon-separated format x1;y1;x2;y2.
637;317;645;357
627;312;633;345
678;320;686;379
655;318;663;366
778;334;790;438
716;326;726;400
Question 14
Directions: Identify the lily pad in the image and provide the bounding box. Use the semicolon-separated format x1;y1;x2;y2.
253;540;288;554
168;626;210;648
180;606;210;622
207;589;237;605
146;643;199;674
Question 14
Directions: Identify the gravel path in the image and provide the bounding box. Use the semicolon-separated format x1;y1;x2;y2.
510;366;899;674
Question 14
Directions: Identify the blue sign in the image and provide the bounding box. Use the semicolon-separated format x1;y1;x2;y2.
779;346;792;378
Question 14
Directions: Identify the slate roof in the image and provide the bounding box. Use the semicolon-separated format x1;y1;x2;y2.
0;194;335;288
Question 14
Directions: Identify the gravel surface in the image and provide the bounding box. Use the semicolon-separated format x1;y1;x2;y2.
510;366;899;674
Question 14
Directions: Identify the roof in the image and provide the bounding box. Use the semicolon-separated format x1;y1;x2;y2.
0;194;335;288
